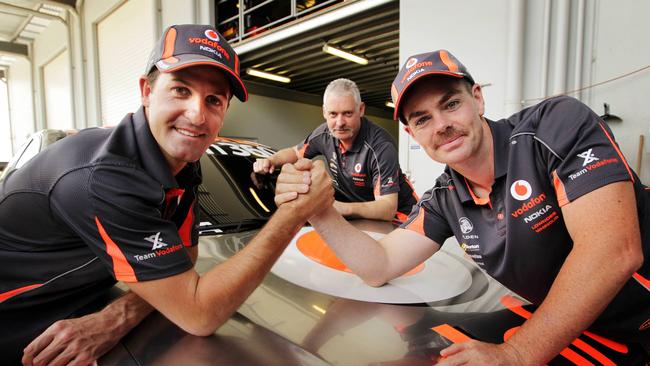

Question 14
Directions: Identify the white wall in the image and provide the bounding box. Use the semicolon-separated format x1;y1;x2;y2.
223;94;397;149
32;19;70;130
6;57;34;152
586;1;650;183
400;0;650;193
0;78;11;161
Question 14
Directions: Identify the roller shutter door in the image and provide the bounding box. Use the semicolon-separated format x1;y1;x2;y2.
97;0;155;126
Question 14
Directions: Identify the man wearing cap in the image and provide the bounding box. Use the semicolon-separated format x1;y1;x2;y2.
0;24;333;365
276;49;649;363
254;78;417;222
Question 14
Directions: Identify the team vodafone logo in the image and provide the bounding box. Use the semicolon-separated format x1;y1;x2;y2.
577;148;599;166
354;163;362;173
204;29;219;42
510;180;532;201
405;57;418;68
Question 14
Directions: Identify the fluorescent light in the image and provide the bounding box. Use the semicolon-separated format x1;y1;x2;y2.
322;44;368;65
246;68;291;83
312;305;327;314
385;101;395;108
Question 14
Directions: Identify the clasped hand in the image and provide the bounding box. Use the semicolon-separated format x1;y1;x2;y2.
274;159;334;221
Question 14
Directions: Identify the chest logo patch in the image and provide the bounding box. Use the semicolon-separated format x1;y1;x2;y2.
510;180;532;201
577;148;599;166
459;217;474;234
354;163;362;173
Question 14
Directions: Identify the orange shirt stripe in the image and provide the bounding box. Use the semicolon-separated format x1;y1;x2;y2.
179;202;194;247
0;283;43;303
405;207;425;235
95;216;137;282
552;170;569;207
598;122;634;182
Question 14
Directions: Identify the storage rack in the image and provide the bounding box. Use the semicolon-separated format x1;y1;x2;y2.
216;0;342;43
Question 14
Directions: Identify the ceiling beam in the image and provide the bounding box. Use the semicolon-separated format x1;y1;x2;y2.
0;3;65;23
0;41;28;56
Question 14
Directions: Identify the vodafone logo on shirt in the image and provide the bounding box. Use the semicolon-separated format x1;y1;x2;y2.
510;180;532;201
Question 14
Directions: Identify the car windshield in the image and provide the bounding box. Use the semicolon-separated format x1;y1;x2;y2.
197;140;278;234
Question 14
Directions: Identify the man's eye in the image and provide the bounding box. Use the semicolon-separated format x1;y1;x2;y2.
415;116;429;127
446;100;459;110
344;112;353;117
206;95;222;106
172;87;190;96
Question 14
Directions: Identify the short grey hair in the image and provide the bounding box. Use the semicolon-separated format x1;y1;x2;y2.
323;78;362;107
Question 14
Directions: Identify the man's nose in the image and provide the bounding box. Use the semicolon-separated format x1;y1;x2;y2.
433;115;451;134
335;115;345;127
187;97;206;125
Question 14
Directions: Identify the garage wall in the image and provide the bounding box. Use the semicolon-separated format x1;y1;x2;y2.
42;49;73;129
223;94;397;150
587;1;650;183
400;0;650;193
0;77;11;161
32;19;70;130
6;57;34;153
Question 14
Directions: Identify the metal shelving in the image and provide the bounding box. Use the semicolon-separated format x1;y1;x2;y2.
216;0;342;43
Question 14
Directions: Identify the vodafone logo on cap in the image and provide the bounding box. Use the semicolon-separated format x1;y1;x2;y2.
204;29;219;42
510;180;532;201
405;57;418;68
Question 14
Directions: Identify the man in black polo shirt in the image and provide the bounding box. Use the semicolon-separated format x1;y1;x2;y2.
0;24;333;365
276;50;649;363
254;78;417;222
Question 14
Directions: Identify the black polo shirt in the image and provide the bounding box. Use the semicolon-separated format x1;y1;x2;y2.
401;96;649;340
0;107;200;356
296;117;417;219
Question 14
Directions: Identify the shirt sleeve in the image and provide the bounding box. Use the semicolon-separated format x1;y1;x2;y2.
399;187;453;245
369;141;401;197
535;97;634;207
295;124;328;159
51;165;194;283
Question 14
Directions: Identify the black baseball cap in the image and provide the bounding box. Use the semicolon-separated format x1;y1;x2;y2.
391;50;474;123
145;24;248;102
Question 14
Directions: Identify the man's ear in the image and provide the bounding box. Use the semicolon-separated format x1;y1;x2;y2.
322;105;328;120
404;125;415;138
139;76;152;107
472;83;485;116
358;102;366;117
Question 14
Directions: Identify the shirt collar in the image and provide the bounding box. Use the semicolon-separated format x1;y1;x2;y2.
132;107;201;189
449;119;513;204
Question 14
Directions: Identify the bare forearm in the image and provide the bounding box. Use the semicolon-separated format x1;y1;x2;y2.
310;206;391;286
334;199;395;221
506;244;640;364
101;291;154;337
270;147;299;167
189;206;306;334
